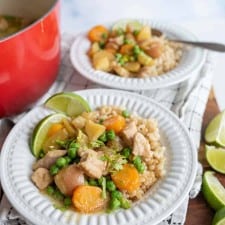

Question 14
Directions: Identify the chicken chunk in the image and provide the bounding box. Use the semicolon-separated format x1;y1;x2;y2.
120;121;137;146
108;35;124;45
32;150;67;170
112;63;130;77
54;164;85;196
133;132;152;161
107;136;124;151
79;149;106;179
31;168;53;190
72;116;86;129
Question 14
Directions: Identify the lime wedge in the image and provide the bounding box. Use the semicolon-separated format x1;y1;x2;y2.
212;207;225;225
45;92;91;117
31;113;67;157
205;110;225;147
202;171;225;210
112;19;143;31
205;145;225;174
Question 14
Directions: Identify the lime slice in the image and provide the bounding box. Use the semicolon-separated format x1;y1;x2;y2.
212;207;225;225
31;113;67;157
205;110;225;147
45;92;91;117
205;145;225;174
202;171;225;210
112;19;143;31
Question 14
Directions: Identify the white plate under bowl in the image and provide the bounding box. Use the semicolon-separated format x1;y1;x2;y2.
70;19;206;90
0;89;197;225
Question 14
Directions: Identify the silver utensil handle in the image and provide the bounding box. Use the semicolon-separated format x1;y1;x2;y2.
172;40;225;52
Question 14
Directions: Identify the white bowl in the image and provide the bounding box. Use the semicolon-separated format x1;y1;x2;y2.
70;19;206;90
0;89;197;225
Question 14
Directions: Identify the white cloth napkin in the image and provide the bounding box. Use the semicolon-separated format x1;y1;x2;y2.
0;33;214;225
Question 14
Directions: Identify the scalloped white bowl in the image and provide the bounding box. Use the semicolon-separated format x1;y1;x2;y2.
0;89;197;225
70;19;206;90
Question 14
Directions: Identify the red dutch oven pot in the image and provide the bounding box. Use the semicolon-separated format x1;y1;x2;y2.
0;0;60;118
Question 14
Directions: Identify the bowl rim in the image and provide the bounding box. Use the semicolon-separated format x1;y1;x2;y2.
0;89;197;225
70;18;207;90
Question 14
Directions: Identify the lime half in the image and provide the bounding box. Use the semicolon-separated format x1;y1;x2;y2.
212;207;225;225
112;19;143;31
45;92;91;117
31;113;67;157
205;145;225;174
202;171;225;210
205;110;225;147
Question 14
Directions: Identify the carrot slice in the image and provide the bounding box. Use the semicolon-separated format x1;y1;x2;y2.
119;44;134;55
47;123;63;137
111;164;140;193
72;185;106;213
88;25;109;42
103;115;126;133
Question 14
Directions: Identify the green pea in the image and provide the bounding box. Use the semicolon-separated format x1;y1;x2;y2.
115;53;122;61
99;132;107;142
137;163;145;173
50;164;59;175
64;197;72;207
133;155;141;164
46;186;54;195
64;156;72;164
121;147;131;158
69;142;80;149
89;179;98;186
106;180;116;192
122;110;130;118
124;38;133;44
111;190;122;200
106;130;116;141
110;197;121;210
133;156;145;173
98;177;104;185
54;189;64;201
120;198;131;209
56;157;67;168
55;139;67;148
122;55;129;63
133;45;141;55
68;148;77;159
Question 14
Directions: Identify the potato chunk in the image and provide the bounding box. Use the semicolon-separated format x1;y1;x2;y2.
138;52;154;66
93;50;114;72
85;120;106;141
124;62;141;72
136;26;151;42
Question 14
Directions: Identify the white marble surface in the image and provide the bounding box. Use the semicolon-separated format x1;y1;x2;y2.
61;0;225;110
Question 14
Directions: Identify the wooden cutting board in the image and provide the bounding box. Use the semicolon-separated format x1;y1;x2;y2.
185;89;225;225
